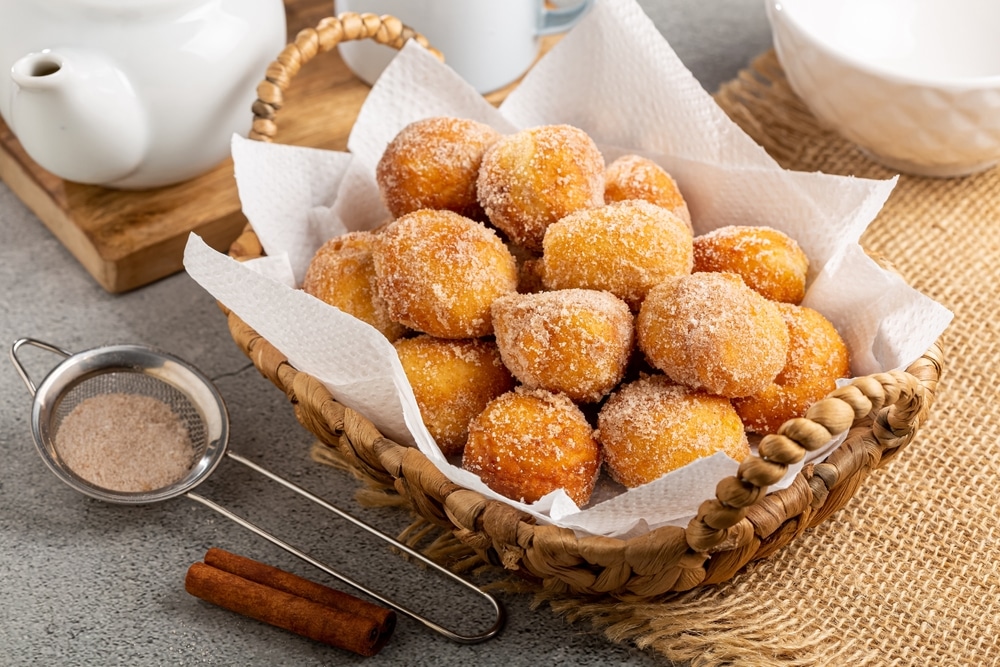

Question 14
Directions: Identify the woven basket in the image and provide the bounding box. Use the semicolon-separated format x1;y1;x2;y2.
225;13;945;599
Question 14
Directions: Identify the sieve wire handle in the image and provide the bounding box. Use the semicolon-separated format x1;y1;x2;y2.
185;451;505;645
9;338;72;397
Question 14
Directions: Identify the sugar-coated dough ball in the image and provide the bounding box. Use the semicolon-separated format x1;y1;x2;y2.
376;116;500;219
503;242;546;294
372;209;517;338
604;154;692;231
463;388;602;506
637;272;789;397
597;375;749;488
542;199;693;310
394;336;515;456
693;225;809;304
477;124;604;251
491;289;634;402
302;231;408;342
516;256;547;294
734;303;851;434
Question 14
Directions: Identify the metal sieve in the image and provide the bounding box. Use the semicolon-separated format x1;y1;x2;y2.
10;337;504;644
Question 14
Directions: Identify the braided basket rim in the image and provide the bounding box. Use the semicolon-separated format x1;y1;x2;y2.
223;12;946;597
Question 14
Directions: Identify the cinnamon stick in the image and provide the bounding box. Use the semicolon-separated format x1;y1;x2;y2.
203;547;394;631
185;553;395;657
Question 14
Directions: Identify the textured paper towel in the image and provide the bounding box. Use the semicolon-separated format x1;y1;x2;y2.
185;0;952;537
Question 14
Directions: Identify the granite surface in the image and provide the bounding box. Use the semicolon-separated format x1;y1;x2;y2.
0;2;772;664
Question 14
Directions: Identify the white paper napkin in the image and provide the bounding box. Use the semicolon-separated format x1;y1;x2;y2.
185;0;952;538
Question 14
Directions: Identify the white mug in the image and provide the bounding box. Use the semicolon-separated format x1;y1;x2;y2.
336;0;593;93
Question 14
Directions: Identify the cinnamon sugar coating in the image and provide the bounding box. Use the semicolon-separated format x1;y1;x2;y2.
542;199;694;310
491;289;634;403
476;124;605;251
733;303;851;434
394;336;515;456
372;209;517;338
604;154;692;231
636;272;789;397
376;116;500;219
462;387;602;506
302;231;409;342
55;393;195;493
693;225;809;304
597;375;749;488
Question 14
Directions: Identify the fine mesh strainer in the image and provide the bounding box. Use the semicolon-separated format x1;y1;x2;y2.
10;338;504;644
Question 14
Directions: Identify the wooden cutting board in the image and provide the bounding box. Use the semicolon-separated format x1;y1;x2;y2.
0;0;553;293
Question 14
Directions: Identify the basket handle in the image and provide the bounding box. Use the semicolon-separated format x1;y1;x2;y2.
249;12;442;143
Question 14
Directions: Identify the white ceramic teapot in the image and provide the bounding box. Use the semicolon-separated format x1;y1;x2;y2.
0;0;286;189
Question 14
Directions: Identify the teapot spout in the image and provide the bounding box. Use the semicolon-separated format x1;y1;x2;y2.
10;48;148;185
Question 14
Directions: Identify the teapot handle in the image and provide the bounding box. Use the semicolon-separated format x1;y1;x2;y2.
249;12;441;143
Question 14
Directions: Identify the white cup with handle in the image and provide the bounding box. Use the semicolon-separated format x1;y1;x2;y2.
336;0;593;93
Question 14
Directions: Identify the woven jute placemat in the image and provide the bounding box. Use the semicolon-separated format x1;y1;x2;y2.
314;50;998;665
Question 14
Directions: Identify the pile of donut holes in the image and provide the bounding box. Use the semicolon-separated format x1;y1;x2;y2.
302;116;850;507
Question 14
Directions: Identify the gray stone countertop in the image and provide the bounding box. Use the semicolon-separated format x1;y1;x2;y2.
0;2;772;665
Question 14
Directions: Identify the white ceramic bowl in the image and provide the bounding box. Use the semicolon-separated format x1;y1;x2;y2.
766;0;1000;177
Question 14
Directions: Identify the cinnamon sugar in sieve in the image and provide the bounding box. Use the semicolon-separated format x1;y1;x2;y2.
54;392;196;493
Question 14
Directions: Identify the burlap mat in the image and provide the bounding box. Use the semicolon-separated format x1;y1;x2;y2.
314;50;1000;666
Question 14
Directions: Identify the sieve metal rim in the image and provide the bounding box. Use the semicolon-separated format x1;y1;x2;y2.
25;342;230;505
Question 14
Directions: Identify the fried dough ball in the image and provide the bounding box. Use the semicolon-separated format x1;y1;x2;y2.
372;209;517;338
491;289;634;402
516;256;547;294
542;199;694;310
394;336;515;456
462;387;601;506
503;243;546;294
597;375;749;488
376;116;501;219
604;154;692;231
693;225;809;304
302;231;408;342
637;272;789;397
733;303;851;434
477;124;604;251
